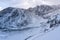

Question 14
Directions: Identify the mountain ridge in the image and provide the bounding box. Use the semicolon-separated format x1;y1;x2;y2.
0;5;60;32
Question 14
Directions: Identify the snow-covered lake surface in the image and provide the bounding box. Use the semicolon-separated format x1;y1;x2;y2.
34;26;60;40
0;26;60;40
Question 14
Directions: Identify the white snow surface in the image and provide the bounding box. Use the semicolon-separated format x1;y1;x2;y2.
0;5;60;40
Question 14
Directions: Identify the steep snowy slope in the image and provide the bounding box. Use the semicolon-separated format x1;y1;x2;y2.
0;5;60;40
26;9;60;40
32;24;60;40
0;5;55;32
0;7;33;31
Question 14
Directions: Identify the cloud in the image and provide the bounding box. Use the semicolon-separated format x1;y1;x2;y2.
0;7;1;9
10;0;31;9
43;0;60;5
0;7;3;11
0;0;50;9
0;0;60;10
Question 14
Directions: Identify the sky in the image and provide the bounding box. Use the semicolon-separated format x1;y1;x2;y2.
0;0;60;10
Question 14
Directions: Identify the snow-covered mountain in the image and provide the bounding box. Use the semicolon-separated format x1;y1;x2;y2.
0;5;60;40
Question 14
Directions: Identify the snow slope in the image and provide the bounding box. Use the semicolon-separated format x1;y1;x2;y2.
0;5;60;40
32;25;60;40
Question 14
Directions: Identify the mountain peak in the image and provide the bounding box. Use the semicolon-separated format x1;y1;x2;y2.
0;5;60;32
